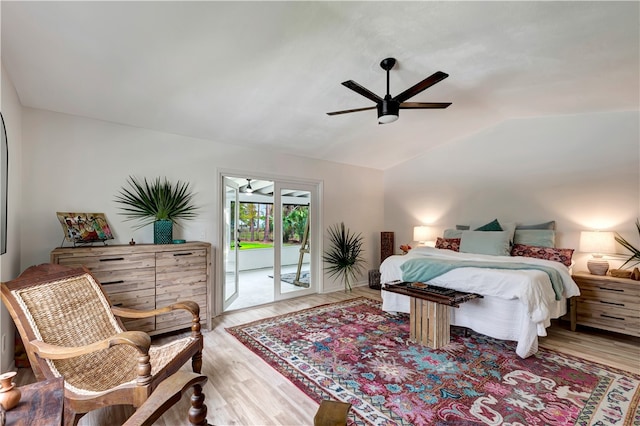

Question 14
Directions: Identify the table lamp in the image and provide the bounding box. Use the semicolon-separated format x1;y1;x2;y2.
579;230;616;275
413;226;431;246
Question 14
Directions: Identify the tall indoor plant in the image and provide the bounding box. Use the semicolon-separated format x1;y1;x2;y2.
115;176;199;244
614;218;640;269
323;222;365;292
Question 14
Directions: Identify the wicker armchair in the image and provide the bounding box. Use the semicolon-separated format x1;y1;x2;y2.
1;263;206;426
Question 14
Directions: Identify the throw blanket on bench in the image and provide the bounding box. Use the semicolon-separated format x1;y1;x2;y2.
401;258;564;300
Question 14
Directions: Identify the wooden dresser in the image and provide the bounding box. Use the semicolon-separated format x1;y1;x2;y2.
571;272;639;337
51;242;211;335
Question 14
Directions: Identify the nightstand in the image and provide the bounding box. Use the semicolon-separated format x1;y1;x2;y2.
571;272;640;337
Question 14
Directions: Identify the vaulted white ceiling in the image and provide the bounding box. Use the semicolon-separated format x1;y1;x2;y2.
2;1;638;170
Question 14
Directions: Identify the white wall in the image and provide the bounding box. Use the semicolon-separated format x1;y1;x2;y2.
20;108;384;293
384;111;640;272
1;64;24;372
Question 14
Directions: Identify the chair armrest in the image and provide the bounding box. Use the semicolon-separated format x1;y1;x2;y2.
29;331;151;360
112;301;200;319
30;331;154;386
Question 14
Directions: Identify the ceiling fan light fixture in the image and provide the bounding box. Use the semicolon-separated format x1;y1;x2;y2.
245;179;254;193
377;99;399;124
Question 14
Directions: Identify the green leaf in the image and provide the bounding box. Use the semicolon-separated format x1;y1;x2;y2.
614;219;640;269
322;222;365;291
114;176;199;229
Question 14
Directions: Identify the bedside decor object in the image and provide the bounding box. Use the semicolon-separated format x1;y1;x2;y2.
368;269;381;290
115;176;199;244
323;222;365;292
413;226;431;246
56;212;114;246
380;231;394;262
579;230;616;275
614;219;640;269
399;244;412;255
0;371;21;411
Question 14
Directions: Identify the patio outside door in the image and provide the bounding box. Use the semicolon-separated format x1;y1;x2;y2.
274;181;317;301
223;178;239;310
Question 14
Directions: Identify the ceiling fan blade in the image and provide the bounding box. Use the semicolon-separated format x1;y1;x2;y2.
399;102;452;109
393;71;449;103
342;80;383;103
326;106;376;116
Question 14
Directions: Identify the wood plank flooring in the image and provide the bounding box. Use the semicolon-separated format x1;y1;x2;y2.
14;286;640;425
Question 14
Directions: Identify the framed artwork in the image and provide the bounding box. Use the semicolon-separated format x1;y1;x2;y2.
1;112;7;255
57;212;114;245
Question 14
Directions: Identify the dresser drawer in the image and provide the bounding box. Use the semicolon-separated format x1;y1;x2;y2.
155;294;207;333
56;253;156;272
156;249;207;272
109;290;156;332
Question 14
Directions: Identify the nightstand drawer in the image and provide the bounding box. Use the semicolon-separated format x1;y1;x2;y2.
577;285;638;308
571;272;640;337
576;300;640;336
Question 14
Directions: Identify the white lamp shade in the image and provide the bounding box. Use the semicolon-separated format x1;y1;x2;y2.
579;231;616;255
413;226;431;242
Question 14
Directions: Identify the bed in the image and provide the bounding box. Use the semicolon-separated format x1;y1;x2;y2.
380;222;581;358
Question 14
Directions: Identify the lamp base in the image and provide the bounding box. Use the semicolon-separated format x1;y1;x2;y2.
587;258;609;276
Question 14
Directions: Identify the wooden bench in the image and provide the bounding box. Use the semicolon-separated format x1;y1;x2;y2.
383;282;482;349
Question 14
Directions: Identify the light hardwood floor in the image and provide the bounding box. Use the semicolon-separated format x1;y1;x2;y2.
15;286;640;425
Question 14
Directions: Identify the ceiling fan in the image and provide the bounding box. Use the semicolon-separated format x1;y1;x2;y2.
327;58;451;124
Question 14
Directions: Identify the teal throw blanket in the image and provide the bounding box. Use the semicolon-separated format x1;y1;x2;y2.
400;258;564;300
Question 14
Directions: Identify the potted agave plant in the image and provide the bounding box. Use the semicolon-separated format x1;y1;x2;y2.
613;219;640;280
323;222;365;292
115;176;199;244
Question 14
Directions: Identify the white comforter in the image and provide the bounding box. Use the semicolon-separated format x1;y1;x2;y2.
380;247;580;357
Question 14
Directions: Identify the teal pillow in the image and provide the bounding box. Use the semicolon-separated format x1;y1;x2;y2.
460;231;511;256
513;229;555;248
475;219;502;232
443;228;464;239
516;221;556;230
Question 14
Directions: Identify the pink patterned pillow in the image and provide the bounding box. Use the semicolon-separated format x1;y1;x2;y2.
435;237;461;252
510;244;574;267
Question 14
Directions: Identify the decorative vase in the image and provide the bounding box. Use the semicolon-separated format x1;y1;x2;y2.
153;220;173;245
0;371;21;411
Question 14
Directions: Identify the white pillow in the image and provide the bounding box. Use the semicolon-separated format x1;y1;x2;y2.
460;230;511;256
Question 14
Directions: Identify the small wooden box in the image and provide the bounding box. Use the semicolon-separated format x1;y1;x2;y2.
368;269;381;290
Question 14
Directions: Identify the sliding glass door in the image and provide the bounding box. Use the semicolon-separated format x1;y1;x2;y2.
274;181;317;301
223;178;239;310
219;174;320;312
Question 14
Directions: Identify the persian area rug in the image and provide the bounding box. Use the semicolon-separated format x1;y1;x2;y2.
227;297;640;426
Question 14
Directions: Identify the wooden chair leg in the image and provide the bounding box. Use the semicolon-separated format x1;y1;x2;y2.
63;403;83;426
192;350;203;373
122;372;208;426
188;384;208;426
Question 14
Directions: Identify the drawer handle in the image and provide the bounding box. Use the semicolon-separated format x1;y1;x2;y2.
99;257;125;262
599;300;625;307
173;252;193;257
600;314;625;321
598;286;624;292
102;280;125;285
113;303;123;307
